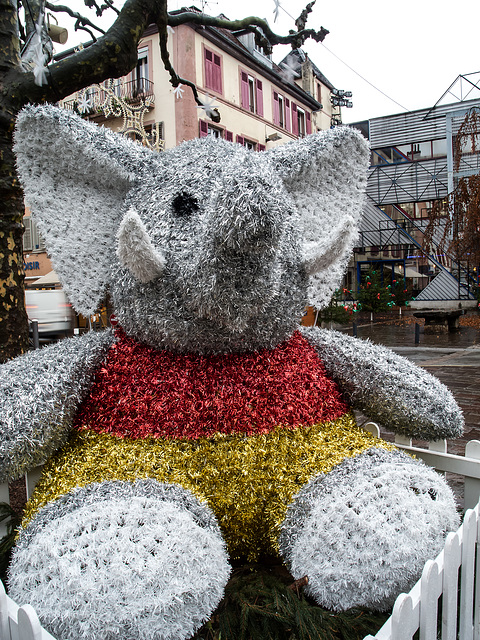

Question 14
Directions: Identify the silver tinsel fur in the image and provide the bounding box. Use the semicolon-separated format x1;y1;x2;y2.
279;447;459;611
1;103;465;630
301;326;464;440
8;479;230;640
0;330;114;482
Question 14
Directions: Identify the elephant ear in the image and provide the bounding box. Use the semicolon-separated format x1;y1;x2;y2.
268;126;369;309
14;104;161;315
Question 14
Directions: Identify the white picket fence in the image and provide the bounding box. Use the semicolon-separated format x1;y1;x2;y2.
364;500;480;640
1;429;480;640
0;581;55;640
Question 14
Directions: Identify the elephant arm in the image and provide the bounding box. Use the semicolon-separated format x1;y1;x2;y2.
0;330;115;482
301;326;464;441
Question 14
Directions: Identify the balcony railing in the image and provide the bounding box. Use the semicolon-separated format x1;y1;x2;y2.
63;78;155;116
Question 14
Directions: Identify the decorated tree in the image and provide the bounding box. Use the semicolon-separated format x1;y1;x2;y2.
0;0;329;363
357;268;395;313
318;288;360;325
391;277;411;308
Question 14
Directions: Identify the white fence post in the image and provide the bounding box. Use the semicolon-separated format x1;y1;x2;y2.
0;581;10;639
475;514;480;640
17;604;43;640
365;503;480;640
460;509;477;640
420;559;442;640
442;531;461;640
465;441;480;511
0;581;56;640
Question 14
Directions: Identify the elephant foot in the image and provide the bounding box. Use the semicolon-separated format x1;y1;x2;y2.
8;479;231;640
279;447;459;611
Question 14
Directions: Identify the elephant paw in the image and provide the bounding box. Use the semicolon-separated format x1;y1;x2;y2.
279;447;459;611
8;479;231;640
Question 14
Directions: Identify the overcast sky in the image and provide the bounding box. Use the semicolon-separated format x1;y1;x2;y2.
53;0;480;123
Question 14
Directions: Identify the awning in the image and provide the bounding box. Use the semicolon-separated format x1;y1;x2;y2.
29;270;60;287
402;267;425;278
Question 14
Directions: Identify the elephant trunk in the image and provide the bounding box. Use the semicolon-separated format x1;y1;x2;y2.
190;157;291;329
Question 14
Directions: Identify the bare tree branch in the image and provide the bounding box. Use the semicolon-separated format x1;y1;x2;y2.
295;0;316;32
45;1;106;36
101;0;120;16
167;10;329;50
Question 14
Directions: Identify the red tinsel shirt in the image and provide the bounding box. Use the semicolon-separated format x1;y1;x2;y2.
74;330;348;440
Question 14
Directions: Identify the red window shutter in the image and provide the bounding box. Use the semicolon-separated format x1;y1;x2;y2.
236;135;244;145
240;71;249;109
306;111;312;135
225;130;233;142
258;144;266;151
213;53;222;93
205;48;222;93
285;98;291;132
273;91;280;125
199;120;209;138
291;102;298;136
204;49;213;90
256;80;264;117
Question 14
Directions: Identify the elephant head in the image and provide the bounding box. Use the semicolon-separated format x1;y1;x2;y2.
15;105;369;354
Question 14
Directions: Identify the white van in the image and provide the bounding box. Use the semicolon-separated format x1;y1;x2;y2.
25;289;74;339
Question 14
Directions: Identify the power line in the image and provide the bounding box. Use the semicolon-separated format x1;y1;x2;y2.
272;0;409;113
319;42;409;113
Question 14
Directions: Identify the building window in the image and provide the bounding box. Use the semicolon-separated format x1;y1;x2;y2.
248;76;255;112
236;135;265;151
134;47;149;94
237;135;256;150
23;217;46;252
278;95;284;128
240;71;263;116
297;107;306;137
204;47;222;94
290;103;311;137
199;120;232;141
273;92;291;131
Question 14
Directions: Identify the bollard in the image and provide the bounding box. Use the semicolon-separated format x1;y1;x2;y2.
415;322;420;345
352;321;357;337
31;320;40;349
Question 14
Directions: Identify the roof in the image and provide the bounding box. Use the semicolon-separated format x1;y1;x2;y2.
279;49;335;92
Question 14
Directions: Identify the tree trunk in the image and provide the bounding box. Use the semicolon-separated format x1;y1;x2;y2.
0;0;28;362
0;121;29;362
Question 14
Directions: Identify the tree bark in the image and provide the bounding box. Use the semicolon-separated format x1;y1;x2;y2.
0;0;29;361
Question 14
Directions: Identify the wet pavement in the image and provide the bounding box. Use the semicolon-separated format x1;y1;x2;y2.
339;312;480;510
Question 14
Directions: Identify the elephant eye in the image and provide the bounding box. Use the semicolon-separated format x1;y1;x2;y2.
172;192;199;218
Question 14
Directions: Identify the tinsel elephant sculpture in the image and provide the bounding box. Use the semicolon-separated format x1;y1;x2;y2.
2;105;463;640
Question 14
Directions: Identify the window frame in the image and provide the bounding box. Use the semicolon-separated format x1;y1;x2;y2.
203;45;223;95
236;135;265;151
239;68;264;117
199;119;233;141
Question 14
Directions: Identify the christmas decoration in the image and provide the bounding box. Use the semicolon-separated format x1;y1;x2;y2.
1;104;464;639
73;80;165;151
